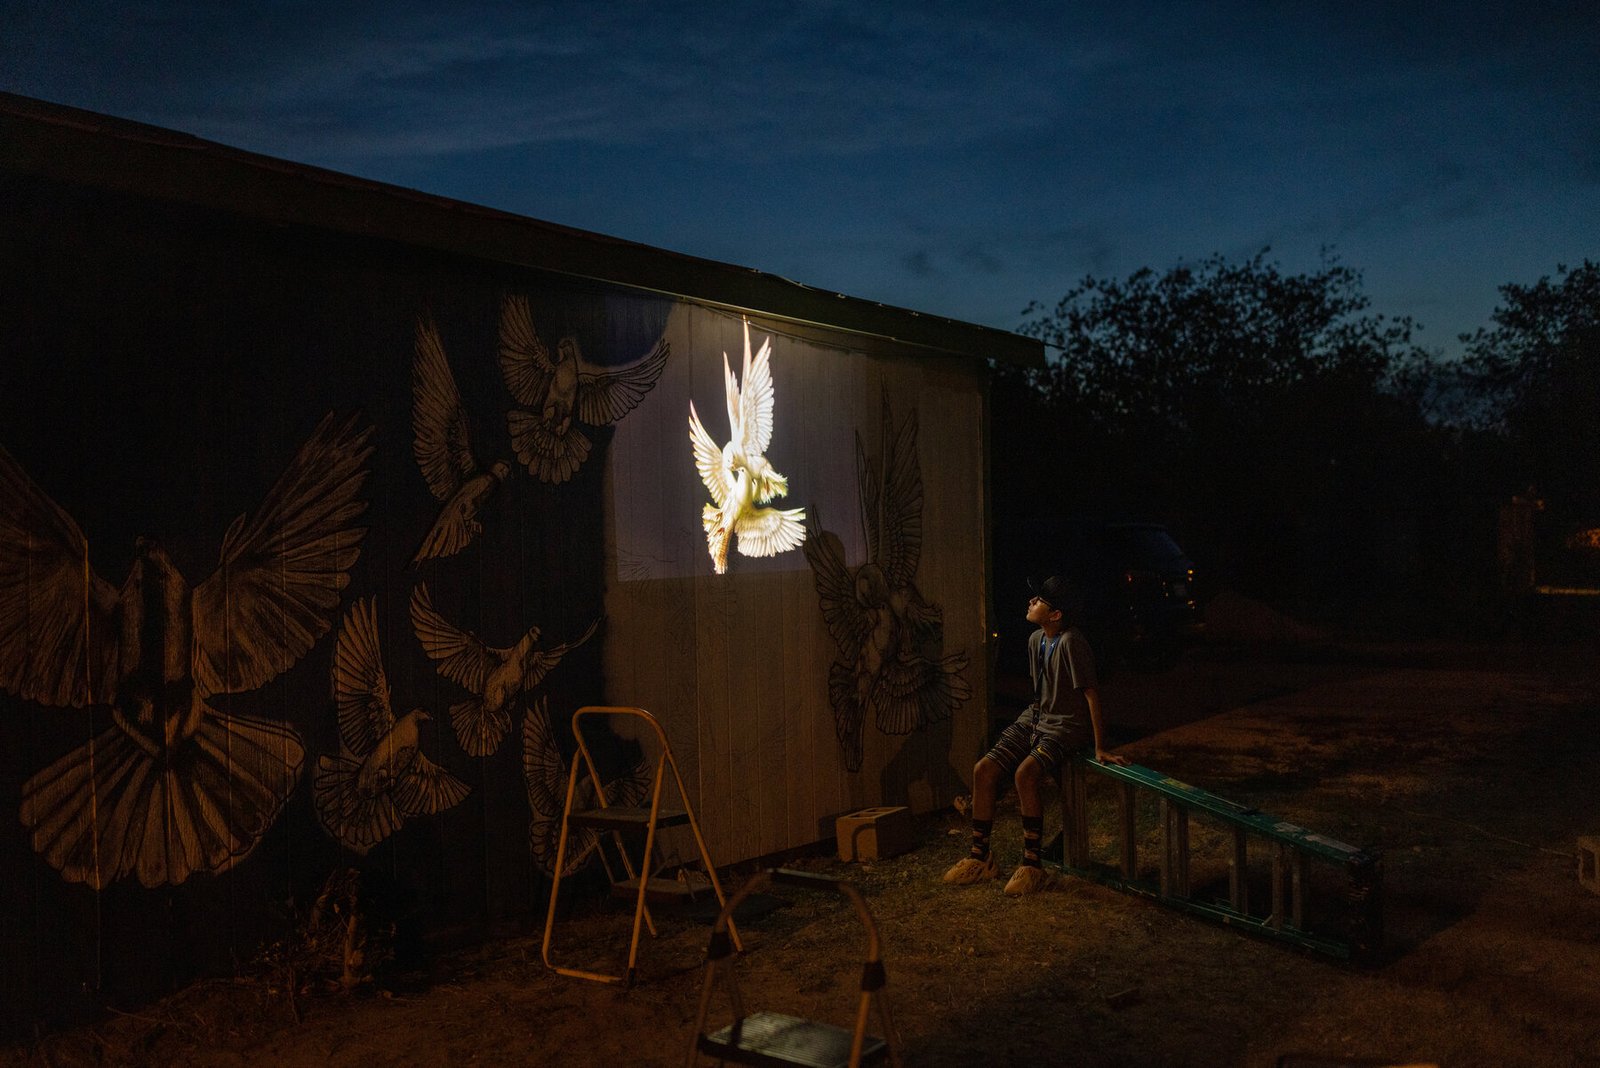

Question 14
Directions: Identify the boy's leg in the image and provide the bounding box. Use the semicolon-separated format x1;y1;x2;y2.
1005;741;1066;896
967;756;1002;858
1013;754;1046;871
943;756;1004;883
943;721;1030;886
971;755;1002;820
1013;752;1045;819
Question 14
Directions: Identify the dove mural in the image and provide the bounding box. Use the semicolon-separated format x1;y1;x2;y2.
521;697;648;877
314;596;471;855
688;319;806;574
802;391;971;771
498;293;669;484
2;412;373;887
408;581;602;758
412;315;511;563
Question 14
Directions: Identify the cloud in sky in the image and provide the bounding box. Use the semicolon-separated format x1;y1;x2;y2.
6;2;1084;158
3;1;1597;349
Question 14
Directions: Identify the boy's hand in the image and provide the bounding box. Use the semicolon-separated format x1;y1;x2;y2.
1095;749;1130;766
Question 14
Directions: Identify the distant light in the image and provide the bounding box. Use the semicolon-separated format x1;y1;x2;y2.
1565;528;1600;551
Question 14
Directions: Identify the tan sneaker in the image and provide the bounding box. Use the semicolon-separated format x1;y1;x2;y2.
941;854;999;885
1003;864;1053;896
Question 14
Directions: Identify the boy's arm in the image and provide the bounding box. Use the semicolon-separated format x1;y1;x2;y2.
1084;686;1129;766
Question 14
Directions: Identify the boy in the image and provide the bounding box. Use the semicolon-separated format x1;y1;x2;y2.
943;575;1128;895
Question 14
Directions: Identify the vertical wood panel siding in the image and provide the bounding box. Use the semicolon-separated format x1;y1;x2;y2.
603;305;988;865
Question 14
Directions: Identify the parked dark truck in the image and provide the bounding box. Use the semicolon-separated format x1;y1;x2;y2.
992;518;1205;708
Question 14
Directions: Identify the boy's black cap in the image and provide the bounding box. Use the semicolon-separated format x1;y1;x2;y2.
1028;574;1075;611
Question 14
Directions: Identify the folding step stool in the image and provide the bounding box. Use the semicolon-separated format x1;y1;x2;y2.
689;868;902;1068
542;705;740;985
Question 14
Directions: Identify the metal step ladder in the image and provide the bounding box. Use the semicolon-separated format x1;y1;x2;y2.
1051;757;1382;961
541;705;740;985
689;869;902;1068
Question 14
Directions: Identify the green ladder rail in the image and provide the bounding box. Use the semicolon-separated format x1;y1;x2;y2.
1050;758;1382;962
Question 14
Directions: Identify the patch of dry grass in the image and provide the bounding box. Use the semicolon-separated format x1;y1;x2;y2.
8;644;1600;1067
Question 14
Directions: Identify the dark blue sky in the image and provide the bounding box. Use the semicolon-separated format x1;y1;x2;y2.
5;1;1597;356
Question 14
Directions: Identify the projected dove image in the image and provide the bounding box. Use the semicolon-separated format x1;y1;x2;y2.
687;320;806;574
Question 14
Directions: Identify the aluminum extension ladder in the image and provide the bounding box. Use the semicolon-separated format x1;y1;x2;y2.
689;869;903;1068
541;705;740;985
1052;757;1383;961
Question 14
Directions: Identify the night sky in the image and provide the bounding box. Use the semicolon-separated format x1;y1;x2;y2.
4;1;1597;356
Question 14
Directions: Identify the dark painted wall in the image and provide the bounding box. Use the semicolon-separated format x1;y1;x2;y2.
0;172;669;1036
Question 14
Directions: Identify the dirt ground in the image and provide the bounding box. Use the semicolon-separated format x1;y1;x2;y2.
7;602;1600;1067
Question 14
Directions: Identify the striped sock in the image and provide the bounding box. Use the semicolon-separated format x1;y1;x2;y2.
969;818;994;861
1021;816;1044;868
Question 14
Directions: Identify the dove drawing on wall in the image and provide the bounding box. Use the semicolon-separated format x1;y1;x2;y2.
688;319;806;574
802;391;971;772
521;697;648;877
498;293;669;484
2;412;373;887
314;596;471;855
408;581;601;758
412;315;510;563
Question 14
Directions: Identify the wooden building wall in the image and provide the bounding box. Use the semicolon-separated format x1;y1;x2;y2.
602;306;988;866
0;96;1009;1038
0;172;673;1036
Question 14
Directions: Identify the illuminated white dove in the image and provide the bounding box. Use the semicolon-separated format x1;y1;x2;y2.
411;316;510;563
314;596;470;855
688;320;806;574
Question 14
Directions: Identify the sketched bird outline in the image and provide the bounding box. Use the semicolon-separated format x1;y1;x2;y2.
314;596;471;856
411;315;511;564
1;412;373;887
521;697;648;877
802;390;970;771
688;319;806;574
408;580;601;757
498;293;669;484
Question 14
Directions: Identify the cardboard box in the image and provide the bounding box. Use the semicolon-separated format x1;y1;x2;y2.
836;806;913;862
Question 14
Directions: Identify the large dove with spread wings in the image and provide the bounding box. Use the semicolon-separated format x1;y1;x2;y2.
1;412;372;887
498;294;669;484
802;391;970;771
412;315;510;563
688;320;806;574
314;596;470;855
408;581;601;758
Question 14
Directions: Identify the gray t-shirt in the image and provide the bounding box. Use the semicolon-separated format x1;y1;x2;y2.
1026;626;1097;740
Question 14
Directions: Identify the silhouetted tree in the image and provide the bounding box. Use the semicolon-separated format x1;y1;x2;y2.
996;249;1462;628
1015;248;1427;438
1454;261;1600;588
1459;262;1600;503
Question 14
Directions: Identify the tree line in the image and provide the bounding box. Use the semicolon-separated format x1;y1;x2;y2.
994;252;1600;635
